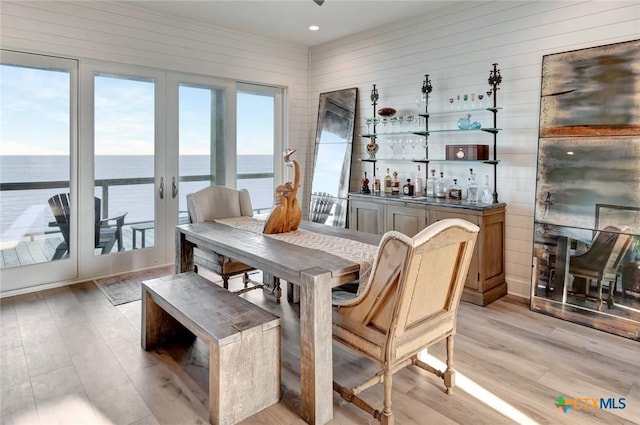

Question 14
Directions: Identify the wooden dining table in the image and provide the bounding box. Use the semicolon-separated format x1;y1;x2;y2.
175;220;381;425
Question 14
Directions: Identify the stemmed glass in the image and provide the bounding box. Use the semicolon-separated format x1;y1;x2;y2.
365;117;373;134
415;94;426;114
463;94;469;110
449;98;454;111
486;90;493;107
470;93;476;109
397;115;404;131
390;116;398;132
477;94;484;108
456;95;461;110
405;114;415;131
373;117;380;134
407;136;419;159
386;137;396;159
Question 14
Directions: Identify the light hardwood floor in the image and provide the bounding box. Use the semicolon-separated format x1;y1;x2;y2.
1;270;638;425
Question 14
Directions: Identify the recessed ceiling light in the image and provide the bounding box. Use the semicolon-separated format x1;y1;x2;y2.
309;25;319;31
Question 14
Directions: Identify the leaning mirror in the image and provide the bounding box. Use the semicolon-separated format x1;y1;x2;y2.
309;88;358;227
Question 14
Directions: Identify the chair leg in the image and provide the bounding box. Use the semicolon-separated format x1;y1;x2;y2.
380;369;394;425
444;335;455;394
596;280;603;311
607;277;616;309
222;275;229;289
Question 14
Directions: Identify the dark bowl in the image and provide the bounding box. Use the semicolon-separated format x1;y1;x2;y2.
377;107;397;117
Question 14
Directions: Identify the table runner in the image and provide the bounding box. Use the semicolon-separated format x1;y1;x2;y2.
214;216;378;286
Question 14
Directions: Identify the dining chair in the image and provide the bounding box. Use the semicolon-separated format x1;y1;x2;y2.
568;225;633;310
332;218;479;425
48;193;127;260
186;185;280;300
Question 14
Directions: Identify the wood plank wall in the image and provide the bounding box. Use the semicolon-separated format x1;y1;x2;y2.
309;0;640;298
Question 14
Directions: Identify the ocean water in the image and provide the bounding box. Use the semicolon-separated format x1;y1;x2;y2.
0;155;274;236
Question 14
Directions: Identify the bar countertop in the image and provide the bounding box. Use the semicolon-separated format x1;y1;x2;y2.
348;191;507;211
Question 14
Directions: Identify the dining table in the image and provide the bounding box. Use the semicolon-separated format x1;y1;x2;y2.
175;219;381;425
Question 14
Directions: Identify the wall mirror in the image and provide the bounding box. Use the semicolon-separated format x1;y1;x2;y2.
531;40;640;341
309;88;357;227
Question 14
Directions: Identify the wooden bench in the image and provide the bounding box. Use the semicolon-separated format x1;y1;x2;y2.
141;272;281;425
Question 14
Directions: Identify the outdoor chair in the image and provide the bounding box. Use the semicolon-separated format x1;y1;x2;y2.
309;191;335;224
186;185;280;300
331;218;479;425
48;194;127;260
569;225;633;310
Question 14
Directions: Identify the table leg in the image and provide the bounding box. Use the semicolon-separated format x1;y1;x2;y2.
299;268;333;425
175;229;194;274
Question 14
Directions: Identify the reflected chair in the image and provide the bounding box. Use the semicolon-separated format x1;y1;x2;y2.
186;185;279;299
309;191;335;224
48;194;127;260
332;218;479;425
568;225;633;310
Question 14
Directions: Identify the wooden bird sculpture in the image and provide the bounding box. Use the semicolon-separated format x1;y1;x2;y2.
263;149;302;234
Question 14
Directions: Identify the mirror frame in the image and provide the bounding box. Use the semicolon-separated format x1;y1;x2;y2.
309;88;358;227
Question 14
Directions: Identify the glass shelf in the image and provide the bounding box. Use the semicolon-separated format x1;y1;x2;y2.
361;158;500;165
362;128;501;138
419;106;503;117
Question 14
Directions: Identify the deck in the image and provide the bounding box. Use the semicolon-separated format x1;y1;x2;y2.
0;224;156;269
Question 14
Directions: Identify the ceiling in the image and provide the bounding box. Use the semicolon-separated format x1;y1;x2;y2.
122;0;455;47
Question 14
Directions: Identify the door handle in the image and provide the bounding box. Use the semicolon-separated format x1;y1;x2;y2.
172;176;178;199
159;177;164;200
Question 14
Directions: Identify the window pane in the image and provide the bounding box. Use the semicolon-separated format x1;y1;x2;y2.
94;73;154;253
237;92;274;214
0;64;71;267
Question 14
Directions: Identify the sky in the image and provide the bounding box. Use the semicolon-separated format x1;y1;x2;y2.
0;64;274;157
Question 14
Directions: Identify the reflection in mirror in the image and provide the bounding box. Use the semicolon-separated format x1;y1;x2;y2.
309;88;357;227
531;214;640;341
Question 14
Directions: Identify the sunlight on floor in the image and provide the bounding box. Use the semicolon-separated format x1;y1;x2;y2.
10;395;115;425
418;350;541;425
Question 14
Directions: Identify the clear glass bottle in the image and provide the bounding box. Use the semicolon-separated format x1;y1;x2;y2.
448;178;462;200
436;171;447;198
384;168;392;193
481;174;492;203
427;169;437;197
467;168;479;203
374;167;381;193
414;165;423;196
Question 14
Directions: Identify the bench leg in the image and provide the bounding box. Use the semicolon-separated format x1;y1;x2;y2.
141;289;190;350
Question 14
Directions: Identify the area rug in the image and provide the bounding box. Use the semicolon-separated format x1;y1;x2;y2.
94;265;174;305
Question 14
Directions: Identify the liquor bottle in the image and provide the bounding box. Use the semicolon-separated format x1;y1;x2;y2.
360;171;371;194
384;168;392;193
403;179;415;196
467;168;479;203
426;169;437;197
414;165;423;196
436;171;447;198
481;174;492;203
374;167;381;193
448;178;462;200
391;171;401;194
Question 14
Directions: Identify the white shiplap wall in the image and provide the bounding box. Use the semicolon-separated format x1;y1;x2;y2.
0;0;311;203
309;0;640;298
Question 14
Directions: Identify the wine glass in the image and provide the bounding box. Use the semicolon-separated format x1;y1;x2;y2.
456;95;461;110
470;93;476;108
407;136;419;159
415;94;426;114
372;116;380;133
404;114;414;131
463;94;469;110
477;94;484;108
365;117;373;134
389;116;398;132
386;136;396;159
449;98;454;111
486;89;493;107
397;115;404;131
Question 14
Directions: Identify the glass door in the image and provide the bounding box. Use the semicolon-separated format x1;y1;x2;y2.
166;74;234;259
78;63;167;276
0;51;78;292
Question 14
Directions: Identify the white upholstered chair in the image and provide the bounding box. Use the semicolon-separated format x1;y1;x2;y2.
186;186;257;290
332;218;479;425
569;225;633;310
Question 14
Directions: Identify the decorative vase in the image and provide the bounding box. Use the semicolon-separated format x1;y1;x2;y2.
470;120;482;129
366;140;379;159
457;114;471;130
